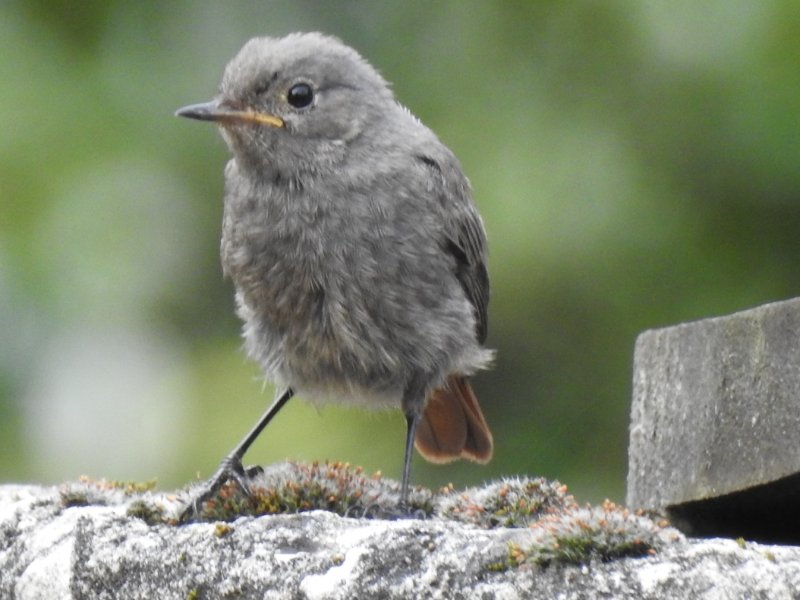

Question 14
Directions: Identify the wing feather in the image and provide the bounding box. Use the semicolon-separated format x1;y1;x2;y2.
416;153;490;344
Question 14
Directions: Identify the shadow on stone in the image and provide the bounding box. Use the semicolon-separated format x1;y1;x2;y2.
667;471;800;544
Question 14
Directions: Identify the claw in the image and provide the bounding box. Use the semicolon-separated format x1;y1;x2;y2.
179;388;296;523
179;455;257;523
243;464;264;479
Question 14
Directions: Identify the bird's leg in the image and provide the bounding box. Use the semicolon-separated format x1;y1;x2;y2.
400;410;420;510
395;375;431;515
179;387;295;523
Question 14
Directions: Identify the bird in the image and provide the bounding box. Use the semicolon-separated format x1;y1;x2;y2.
175;32;493;520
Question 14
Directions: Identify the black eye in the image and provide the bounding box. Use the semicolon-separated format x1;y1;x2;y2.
287;83;314;109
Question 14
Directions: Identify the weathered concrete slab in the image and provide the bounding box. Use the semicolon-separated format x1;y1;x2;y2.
9;480;800;600
1;471;683;599
627;297;800;536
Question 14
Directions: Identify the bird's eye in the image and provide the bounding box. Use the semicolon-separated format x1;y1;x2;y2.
287;83;314;109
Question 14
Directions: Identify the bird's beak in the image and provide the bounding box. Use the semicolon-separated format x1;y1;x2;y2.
175;100;285;128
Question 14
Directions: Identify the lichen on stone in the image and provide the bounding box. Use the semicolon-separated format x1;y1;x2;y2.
191;460;435;522
521;500;682;566
437;476;576;528
53;461;683;567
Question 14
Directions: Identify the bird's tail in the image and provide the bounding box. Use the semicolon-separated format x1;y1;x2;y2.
414;374;493;464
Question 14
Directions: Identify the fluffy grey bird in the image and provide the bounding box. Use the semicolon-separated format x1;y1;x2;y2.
176;32;493;519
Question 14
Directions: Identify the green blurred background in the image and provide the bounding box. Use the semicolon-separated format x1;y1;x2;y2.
3;1;800;504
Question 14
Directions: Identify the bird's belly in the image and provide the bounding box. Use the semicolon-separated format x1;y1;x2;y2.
235;286;405;409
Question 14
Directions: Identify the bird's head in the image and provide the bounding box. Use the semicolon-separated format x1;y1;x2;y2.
176;32;396;178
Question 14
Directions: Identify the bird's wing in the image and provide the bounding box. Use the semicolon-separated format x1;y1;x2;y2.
417;153;490;344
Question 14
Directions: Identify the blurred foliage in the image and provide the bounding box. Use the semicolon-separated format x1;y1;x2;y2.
2;1;800;503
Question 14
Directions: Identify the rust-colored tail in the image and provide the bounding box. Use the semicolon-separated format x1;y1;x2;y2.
414;374;493;464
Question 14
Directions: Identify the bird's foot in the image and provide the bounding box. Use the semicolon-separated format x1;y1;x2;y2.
178;455;262;524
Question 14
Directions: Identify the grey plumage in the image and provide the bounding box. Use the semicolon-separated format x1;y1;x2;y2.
219;33;491;410
176;32;493;516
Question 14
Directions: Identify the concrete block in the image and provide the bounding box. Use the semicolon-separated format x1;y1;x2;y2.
627;297;800;539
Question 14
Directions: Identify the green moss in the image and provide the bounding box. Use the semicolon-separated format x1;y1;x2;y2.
191;461;434;522
60;476;159;510
485;541;528;572
438;477;576;528
484;560;511;573
214;522;232;538
534;533;654;566
60;490;90;507
524;500;678;567
481;500;680;572
108;479;158;494
60;460;680;571
127;499;167;525
78;475;157;495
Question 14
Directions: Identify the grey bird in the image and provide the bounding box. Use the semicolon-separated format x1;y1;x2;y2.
176;32;493;519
